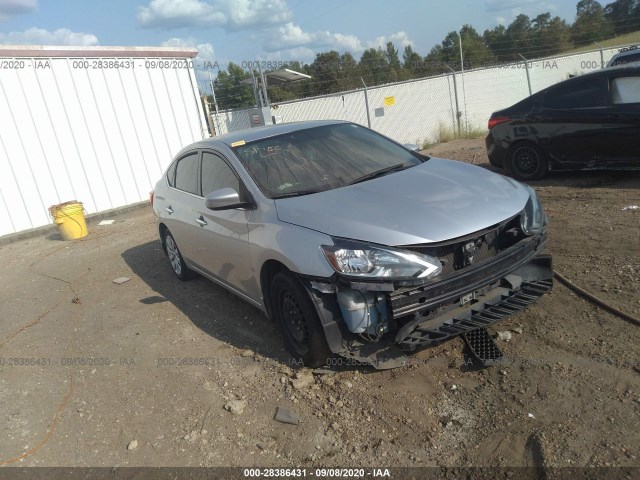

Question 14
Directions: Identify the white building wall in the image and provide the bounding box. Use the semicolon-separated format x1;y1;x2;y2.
0;46;207;237
212;109;252;135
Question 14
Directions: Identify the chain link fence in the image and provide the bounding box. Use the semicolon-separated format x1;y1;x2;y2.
211;45;628;146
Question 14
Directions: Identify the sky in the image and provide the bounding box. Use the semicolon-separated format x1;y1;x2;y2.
0;0;579;87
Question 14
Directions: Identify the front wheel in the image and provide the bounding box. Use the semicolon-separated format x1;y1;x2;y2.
163;229;191;281
270;271;332;368
506;143;548;181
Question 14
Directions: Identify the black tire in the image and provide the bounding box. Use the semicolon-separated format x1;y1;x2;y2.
163;229;191;281
506;142;548;181
270;271;332;368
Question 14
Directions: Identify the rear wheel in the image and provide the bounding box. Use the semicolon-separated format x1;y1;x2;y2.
506;142;548;181
270;271;332;368
163;230;191;281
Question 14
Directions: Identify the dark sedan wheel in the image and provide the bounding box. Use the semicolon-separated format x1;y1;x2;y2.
163;229;191;281
506;143;548;181
271;271;332;368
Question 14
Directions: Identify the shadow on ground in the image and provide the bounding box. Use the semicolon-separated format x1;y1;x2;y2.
122;240;294;366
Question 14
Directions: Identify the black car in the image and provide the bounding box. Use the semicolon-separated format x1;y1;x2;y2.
486;66;640;180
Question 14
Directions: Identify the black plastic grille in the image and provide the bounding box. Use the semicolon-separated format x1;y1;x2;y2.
462;328;504;365
398;279;552;351
390;236;542;318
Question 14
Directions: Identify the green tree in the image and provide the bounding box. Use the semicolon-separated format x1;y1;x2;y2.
547;16;573;55
505;14;533;59
572;0;614;45
531;13;572;56
385;41;403;81
402;44;424;78
422;44;449;75
213;62;255;110
359;48;389;86
308;51;342;95
604;0;637;35
459;24;494;68
484;24;508;61
337;52;361;91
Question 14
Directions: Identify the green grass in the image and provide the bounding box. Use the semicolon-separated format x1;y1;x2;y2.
562;31;640;55
421;123;487;149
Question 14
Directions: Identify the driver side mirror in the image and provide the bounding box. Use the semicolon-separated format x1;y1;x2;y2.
402;143;420;152
204;188;254;210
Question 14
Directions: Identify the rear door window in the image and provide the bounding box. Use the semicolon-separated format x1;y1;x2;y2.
543;77;606;109
611;76;640;104
174;152;200;195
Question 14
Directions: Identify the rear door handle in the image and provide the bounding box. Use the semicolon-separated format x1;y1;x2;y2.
195;215;208;226
165;206;174;214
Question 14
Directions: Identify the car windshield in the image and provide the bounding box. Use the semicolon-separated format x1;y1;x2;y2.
232;123;424;198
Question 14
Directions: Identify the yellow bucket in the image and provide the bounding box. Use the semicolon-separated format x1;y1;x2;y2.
49;201;88;240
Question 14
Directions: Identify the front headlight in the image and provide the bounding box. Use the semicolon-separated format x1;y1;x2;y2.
520;184;546;235
321;239;442;280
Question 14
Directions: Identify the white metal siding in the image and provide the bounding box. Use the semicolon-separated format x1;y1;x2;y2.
0;47;207;237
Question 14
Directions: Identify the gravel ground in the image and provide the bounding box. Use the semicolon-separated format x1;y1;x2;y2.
0;138;639;471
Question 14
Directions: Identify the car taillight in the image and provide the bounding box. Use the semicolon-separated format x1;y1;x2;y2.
149;191;154;207
488;116;510;129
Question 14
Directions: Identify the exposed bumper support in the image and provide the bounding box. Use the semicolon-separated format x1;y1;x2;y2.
306;252;553;370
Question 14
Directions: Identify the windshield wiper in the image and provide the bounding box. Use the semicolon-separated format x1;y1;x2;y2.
347;163;408;186
272;188;326;199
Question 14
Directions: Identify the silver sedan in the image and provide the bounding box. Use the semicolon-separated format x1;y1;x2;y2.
152;120;552;369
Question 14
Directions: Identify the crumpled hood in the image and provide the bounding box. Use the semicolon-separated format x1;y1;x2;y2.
274;158;530;246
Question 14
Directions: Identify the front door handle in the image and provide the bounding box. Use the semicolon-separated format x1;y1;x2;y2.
165;206;174;214
196;215;208;226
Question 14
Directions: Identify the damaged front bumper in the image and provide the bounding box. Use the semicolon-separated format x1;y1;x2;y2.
304;234;553;369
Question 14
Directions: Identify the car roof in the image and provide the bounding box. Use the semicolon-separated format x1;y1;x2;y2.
610;45;639;58
186;120;351;153
531;65;640;96
568;64;640;80
495;65;640;113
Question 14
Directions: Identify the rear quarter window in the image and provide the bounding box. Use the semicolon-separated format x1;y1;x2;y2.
166;161;177;187
174;153;200;195
611;76;640;104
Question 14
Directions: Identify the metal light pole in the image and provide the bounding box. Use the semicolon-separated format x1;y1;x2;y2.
444;63;462;136
257;61;270;107
459;29;468;136
519;54;533;96
594;41;605;68
361;77;371;129
208;68;222;135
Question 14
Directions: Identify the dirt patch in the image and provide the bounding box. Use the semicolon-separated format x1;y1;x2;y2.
0;140;639;468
